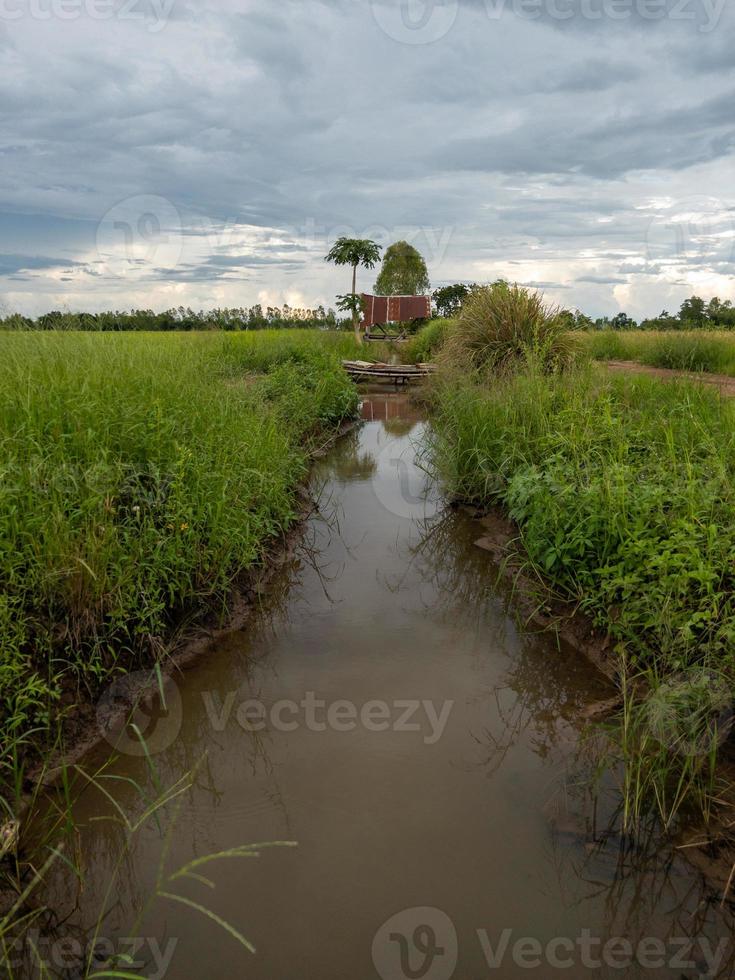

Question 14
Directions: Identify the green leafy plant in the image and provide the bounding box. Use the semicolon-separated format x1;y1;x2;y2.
373;241;430;297
428;365;735;823
324;238;382;337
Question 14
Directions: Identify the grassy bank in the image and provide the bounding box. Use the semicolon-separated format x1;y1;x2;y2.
431;367;735;661
0;330;359;779
403;319;452;363
429;363;735;827
582;329;735;375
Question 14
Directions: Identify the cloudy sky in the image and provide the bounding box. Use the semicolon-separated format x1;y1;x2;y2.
1;0;734;318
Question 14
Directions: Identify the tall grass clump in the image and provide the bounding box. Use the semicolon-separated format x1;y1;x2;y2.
0;331;358;777
442;283;579;375
615;665;731;833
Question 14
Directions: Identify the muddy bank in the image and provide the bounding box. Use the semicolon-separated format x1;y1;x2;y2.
2;419;360;934
469;507;620;688
464;500;735;899
14;420;360;800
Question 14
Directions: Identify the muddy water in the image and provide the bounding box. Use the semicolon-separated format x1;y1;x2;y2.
36;392;734;979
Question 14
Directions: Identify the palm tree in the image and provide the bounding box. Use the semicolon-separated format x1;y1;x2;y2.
325;238;382;340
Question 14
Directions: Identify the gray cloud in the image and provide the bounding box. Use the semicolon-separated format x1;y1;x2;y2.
0;0;734;318
577;274;628;283
0;253;81;275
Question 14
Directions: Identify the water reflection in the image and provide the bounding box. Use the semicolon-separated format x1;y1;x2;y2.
317;426;377;484
359;388;424;424
19;391;735;980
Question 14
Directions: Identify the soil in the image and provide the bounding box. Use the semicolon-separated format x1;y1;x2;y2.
604;359;735;396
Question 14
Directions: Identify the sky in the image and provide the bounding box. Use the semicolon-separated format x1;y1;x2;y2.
1;0;734;319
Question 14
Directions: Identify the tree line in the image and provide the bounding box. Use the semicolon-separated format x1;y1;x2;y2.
0;305;341;332
432;284;735;331
602;296;735;331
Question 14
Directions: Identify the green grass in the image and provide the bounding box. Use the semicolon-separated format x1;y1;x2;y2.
582;329;735;375
430;366;735;665
215;328;392;370
404;319;452;363
429;364;735;826
613;663;728;833
0;330;359;774
0;750;296;978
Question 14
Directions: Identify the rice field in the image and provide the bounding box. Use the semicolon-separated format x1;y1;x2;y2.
408;319;735;377
0;330;362;772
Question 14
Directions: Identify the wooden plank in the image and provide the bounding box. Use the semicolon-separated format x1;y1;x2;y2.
341;360;436;384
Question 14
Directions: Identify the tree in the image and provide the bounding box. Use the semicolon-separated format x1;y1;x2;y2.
708;297;735;329
611;312;637;331
335;293;363;319
374;241;430;297
325;238;382;339
432;283;472;318
640;310;681;331
558;308;594;331
679;295;707;328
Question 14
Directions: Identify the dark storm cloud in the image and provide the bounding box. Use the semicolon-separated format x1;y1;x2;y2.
435;85;735;179
687;35;735;72
203;254;306;270
463;0;728;33
0;0;734;317
0;253;81;275
545;57;641;90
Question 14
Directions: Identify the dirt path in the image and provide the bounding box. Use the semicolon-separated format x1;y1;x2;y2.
604;359;735;396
